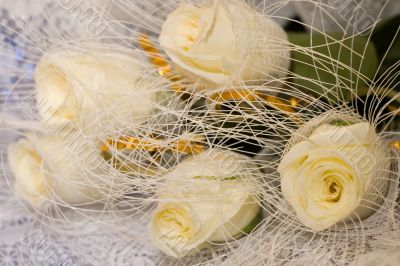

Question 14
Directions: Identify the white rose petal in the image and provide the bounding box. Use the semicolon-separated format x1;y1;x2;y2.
35;44;161;130
9;138;51;207
159;0;290;86
9;135;107;207
149;150;261;257
279;122;390;231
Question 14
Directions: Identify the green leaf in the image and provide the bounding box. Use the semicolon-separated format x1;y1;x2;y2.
233;209;263;239
370;15;400;91
329;120;354;127
371;15;400;66
288;32;378;102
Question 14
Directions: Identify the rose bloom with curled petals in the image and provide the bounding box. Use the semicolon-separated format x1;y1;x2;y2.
159;0;290;87
149;149;262;257
9;135;108;207
35;44;164;131
278;122;390;231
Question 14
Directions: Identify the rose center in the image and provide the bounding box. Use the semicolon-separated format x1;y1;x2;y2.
157;208;193;241
45;64;79;120
324;177;343;203
329;183;337;194
176;19;200;51
25;149;48;194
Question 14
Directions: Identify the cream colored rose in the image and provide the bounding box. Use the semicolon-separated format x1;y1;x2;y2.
9;135;107;207
149;150;261;257
9;138;52;207
279;122;389;231
159;0;290;86
35;44;161;130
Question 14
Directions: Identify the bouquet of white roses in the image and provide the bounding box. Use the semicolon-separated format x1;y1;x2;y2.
1;0;399;265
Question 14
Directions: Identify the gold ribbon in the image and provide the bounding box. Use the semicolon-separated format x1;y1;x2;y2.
389;140;400;151
102;35;204;156
101;135;204;155
212;90;296;113
210;88;301;122
138;33;184;93
138;33;301;121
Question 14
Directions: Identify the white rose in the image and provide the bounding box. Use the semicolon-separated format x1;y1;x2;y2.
35;44;163;130
9;135;107;207
9;138;52;207
159;0;290;86
149;150;261;257
279;122;390;231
